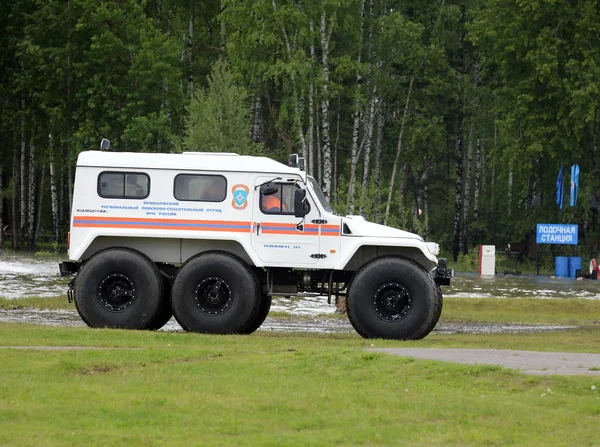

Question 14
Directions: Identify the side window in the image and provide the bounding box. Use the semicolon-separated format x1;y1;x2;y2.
174;174;227;202
98;172;149;199
260;183;309;215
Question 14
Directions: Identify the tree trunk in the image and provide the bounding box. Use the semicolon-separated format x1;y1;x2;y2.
49;132;60;242
315;106;321;183
508;169;513;216
346;0;366;214
35;163;45;245
332;98;341;204
473;137;483;222
27;136;36;246
453;136;463;262
384;76;414;225
373;100;385;223
188;12;194;96
250;93;264;144
359;92;377;216
347;103;362;214
423;184;430;239
320;12;332;197
358;0;375;215
461;119;474;254
307;20;315;176
11;144;18;249
0;167;4;245
59;152;64;229
271;0;307;158
491;121;497;210
220;1;226;49
20;110;27;237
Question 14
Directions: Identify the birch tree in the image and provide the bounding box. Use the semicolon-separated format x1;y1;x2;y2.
49;132;60;241
319;10;333;197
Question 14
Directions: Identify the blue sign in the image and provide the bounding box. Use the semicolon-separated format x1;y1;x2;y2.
536;223;578;245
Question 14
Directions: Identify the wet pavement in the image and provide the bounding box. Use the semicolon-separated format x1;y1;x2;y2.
368;348;600;376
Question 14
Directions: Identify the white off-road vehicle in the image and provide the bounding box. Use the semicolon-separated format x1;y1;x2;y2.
60;140;451;339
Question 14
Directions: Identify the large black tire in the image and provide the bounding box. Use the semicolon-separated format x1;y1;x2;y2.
171;253;260;334
412;283;443;339
142;279;173;330
74;249;163;329
239;294;272;334
346;257;441;340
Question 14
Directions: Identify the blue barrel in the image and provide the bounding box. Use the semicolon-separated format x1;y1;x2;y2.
569;256;582;279
555;256;569;278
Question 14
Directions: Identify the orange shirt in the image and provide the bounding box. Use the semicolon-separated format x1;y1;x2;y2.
262;195;282;212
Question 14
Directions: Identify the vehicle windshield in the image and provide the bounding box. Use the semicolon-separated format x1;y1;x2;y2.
308;177;335;213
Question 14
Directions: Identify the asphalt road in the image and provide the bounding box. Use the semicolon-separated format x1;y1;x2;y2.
368;348;600;376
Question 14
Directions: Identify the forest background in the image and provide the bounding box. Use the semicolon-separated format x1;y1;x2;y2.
1;0;599;262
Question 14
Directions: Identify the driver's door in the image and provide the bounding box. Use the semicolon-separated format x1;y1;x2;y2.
251;177;319;265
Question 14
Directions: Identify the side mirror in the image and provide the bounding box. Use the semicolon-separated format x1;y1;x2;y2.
260;183;278;196
294;189;308;217
100;138;111;151
298;157;305;171
289;153;299;168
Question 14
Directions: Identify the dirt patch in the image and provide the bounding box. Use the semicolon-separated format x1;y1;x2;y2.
368;347;600;376
80;364;120;375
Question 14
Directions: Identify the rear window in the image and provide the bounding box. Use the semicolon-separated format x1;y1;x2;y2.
98;172;150;199
174;174;227;202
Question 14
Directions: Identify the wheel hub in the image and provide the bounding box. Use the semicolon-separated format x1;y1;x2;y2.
373;282;412;322
195;277;233;316
97;273;137;312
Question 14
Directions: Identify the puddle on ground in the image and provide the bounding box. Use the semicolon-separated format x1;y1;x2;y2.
0;309;577;335
446;273;600;300
0;253;70;299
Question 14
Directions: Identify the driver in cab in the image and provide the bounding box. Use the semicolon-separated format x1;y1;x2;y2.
262;193;283;212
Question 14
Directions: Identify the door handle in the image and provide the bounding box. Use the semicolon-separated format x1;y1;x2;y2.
256;222;261;235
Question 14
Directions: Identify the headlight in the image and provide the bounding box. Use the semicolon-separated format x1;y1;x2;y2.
425;242;440;255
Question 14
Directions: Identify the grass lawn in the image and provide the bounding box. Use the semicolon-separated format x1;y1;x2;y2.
1;295;600;446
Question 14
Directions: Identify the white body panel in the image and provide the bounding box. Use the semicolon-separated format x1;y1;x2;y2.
69;150;439;272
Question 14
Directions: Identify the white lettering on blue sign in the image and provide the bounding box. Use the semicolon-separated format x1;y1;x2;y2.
536;224;578;245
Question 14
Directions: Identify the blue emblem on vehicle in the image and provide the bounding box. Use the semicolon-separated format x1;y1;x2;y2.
231;184;249;210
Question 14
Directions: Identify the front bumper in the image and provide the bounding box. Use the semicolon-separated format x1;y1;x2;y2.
433;258;452;286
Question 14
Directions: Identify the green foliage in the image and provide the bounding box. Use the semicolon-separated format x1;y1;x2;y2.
184;59;262;155
1;0;600;252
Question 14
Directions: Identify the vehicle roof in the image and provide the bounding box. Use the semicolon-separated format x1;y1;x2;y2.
77;151;303;176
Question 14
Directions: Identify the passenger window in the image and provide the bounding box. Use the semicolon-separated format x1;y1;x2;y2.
98;172;149;199
174;174;227;202
260;183;308;215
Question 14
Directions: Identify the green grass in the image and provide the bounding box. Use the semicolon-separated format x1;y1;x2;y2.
0;295;72;310
441;297;600;325
445;250;555;275
0;324;599;446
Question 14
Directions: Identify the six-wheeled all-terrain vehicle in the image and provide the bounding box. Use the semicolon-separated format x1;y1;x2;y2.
59;140;451;339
